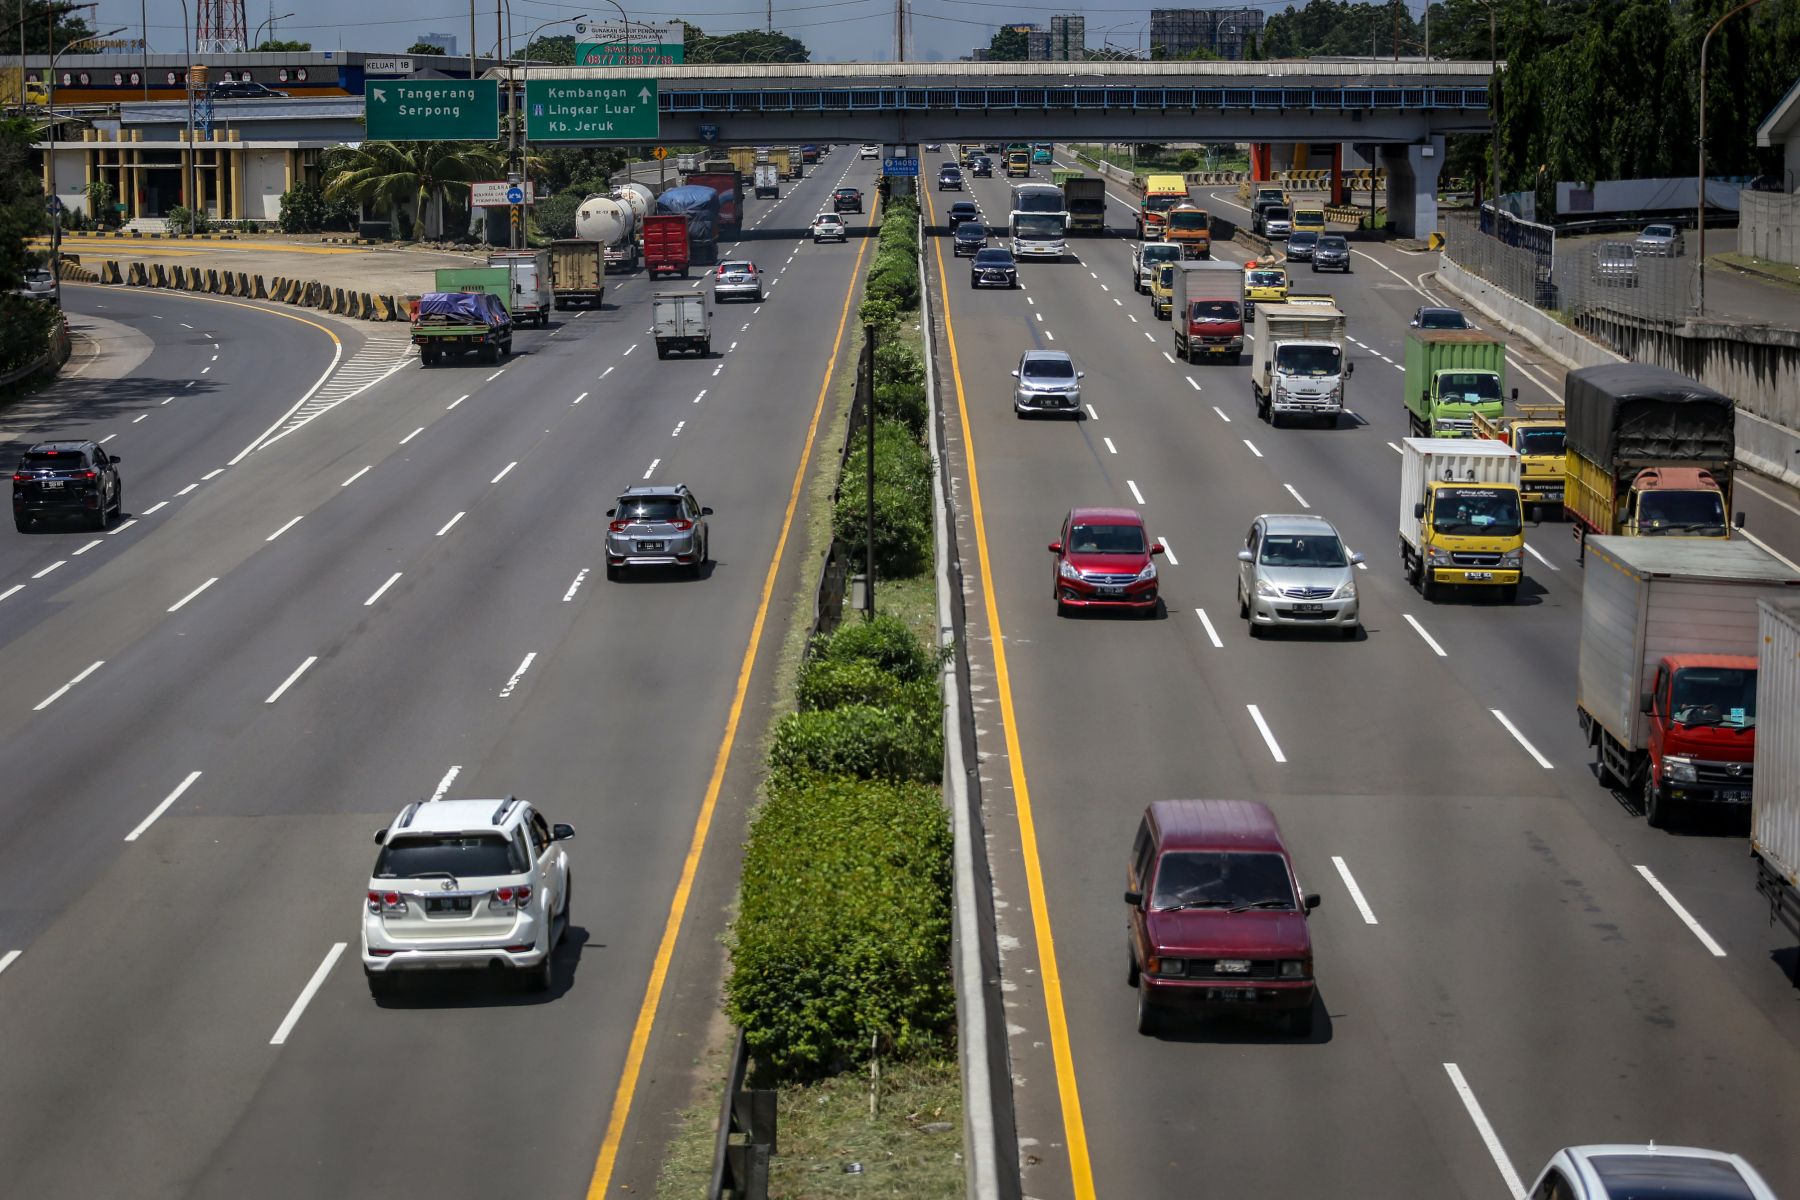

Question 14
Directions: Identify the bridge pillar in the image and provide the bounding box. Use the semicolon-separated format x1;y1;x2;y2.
1379;136;1444;240
1250;142;1272;181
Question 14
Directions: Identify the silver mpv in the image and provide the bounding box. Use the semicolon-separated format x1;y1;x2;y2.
1237;513;1362;638
605;484;712;579
1012;350;1084;417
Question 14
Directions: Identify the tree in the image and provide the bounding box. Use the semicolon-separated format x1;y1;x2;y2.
252;39;311;52
324;141;504;241
986;27;1030;62
682;23;809;63
523;35;574;65
16;2;94;55
406;42;446;56
0;116;55;372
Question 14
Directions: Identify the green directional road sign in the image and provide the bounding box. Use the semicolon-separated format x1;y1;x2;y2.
524;79;659;143
365;79;499;141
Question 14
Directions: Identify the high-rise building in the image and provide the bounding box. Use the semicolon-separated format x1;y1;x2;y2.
1049;14;1086;61
1149;8;1264;61
415;31;458;55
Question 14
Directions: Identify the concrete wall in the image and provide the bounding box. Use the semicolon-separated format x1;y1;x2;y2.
243;150;287;223
50;147;89;216
1740;190;1800;267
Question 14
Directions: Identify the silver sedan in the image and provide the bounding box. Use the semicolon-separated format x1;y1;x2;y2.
1237;513;1363;638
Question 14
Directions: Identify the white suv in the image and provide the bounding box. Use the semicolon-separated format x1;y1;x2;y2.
362;797;574;996
859;143;879;159
812;213;847;243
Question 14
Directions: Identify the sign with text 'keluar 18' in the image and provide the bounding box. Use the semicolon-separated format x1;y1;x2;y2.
365;79;498;141
524;79;659;143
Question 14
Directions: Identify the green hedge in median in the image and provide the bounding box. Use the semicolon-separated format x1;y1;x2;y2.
831;419;933;577
728;772;955;1080
767;703;942;787
811;612;941;683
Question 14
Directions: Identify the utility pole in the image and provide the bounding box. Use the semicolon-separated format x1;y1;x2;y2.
863;325;876;617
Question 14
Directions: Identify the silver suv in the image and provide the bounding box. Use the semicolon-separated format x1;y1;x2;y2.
1012;350;1084;417
362;797;574;996
606;484;712;578
1236;513;1362;638
713;260;763;302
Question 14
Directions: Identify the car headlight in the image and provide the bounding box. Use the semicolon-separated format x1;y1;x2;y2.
1135;562;1158;582
1150;956;1186;977
1058;560;1082;581
1663;756;1697;783
1328;385;1343;403
1499;550;1523;569
1255;578;1283;598
1279;959;1309;979
1428;548;1455;565
1331;580;1356;600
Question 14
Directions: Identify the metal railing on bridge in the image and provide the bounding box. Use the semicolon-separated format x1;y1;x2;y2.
657;84;1488;116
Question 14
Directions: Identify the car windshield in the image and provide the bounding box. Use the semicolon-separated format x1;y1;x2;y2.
1067;523;1144;554
1288;232;1318;246
1642;225;1675;238
1167;210;1208;230
1435;371;1501;402
1259;534;1348;567
1274;344;1342;376
374;834;526;879
1013;214;1064;237
1142;195;1183;212
1142;246;1181;263
1433;487;1522;536
1669;666;1757;729
952;205;978;217
1024;357;1076;379
1516;427;1565;456
1589;1153;1762;1199
1637;489;1727;535
1418;309;1468;328
956;225;985;239
1191;300;1240;321
617;496;685;522
1247;269;1286;287
974;250;1014;266
1151;851;1297;911
1265;207;1290;221
1319;237;1348;251
1014;192;1063;214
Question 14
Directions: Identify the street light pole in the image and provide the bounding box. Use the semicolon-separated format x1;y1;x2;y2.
594;0;634;70
519;13;586;247
49;23;126;306
1696;0;1766;315
251;11;294;50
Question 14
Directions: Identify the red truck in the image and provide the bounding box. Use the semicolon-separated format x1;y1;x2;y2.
684;170;741;236
641;214;691;279
1169;259;1246;365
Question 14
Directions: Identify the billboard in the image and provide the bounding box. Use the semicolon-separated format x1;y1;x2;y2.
574;19;684;67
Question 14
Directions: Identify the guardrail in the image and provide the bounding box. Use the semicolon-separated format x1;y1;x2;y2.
707;1029;777;1200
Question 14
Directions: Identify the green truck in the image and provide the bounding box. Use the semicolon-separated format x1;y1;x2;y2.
433;267;513;313
1403;328;1513;438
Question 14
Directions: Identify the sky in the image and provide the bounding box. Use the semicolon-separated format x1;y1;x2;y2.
98;0;1327;66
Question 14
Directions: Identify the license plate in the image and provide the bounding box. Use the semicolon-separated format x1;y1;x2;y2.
40;480;63;489
1096;586;1124;597
637;540;665;552
1465;571;1493;581
1206;988;1255;1002
426;897;472;913
1719;789;1751;803
1292;603;1323;613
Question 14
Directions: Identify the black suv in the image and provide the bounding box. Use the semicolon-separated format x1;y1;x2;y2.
945;200;979;229
832;187;863;214
13;440;122;531
969;247;1018;289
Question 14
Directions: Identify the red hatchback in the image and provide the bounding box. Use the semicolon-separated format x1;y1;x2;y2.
1125;799;1320;1037
1049;507;1163;616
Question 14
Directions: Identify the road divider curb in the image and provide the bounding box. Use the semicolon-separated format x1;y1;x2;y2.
96;259;412;322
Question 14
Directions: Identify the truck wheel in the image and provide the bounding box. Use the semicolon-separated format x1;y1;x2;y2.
500;339;513;357
538;312;549;328
1645;783;1678;830
1595;750;1619;791
13;514;28;533
1498;584;1519;603
1420;573;1438;602
656;345;668;359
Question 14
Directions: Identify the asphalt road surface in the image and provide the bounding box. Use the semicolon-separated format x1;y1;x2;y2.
0;149;884;1198
923;152;1800;1198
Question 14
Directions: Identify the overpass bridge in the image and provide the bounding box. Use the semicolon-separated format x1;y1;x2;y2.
496;60;1493;235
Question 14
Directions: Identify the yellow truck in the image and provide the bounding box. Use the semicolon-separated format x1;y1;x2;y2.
1291;204;1326;236
1136;174;1188;239
724;146;760;176
1474;405;1567;522
1242;262;1289;317
784;147;804;180
1149;262;1177;319
1006;150;1031;178
1399;437;1526;603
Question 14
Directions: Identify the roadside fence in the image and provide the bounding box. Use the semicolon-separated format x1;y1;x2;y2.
1443;209;1697;323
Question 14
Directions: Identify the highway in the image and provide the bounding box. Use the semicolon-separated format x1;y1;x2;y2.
0;150;885;1197
922;153;1800;1197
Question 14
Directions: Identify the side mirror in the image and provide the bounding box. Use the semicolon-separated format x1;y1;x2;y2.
1409;318;1420;327
701;506;714;516
1150;542;1166;556
1733;511;1746;530
372;829;388;844
1511;387;1520;401
605;508;616;517
109;455;122;462
1304;893;1321;912
1349;551;1365;565
1413;502;1426;520
1345;361;1354;376
1639;691;1654;714
1124;890;1143;907
1077;371;1086;379
1237;549;1254;562
1010;369;1020;377
552;822;576;841
1048;541;1063;554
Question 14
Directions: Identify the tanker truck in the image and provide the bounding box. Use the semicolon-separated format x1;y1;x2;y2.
575;194;640;273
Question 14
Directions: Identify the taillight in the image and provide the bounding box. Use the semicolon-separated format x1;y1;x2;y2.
367;890;408;914
609;519;631;532
491;884;533;909
669;518;692;531
84;471;96;480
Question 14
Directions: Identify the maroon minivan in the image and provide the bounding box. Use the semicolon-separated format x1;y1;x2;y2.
1124;799;1320;1036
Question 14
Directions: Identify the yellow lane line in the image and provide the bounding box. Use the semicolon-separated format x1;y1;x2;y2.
924;193;1098;1196
584;221;875;1197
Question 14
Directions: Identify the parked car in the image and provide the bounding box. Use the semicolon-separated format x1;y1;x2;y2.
1633;222;1685;257
811;213;847;243
859;144;879;159
1012;349;1084;417
605;484;712;578
1410;305;1470;329
1125;799;1320;1036
16;267;55;300
1236;513;1362;638
1311;235;1351;273
970;155;993;177
952;222;988;256
1594;241;1639;288
969;247;1018;289
1523;1145;1780;1200
937;165;964;191
1050;506;1162;616
945;200;980;229
362;797;573;996
1283;230;1319;262
833;187;863;214
12;440;122;532
712;260;763;302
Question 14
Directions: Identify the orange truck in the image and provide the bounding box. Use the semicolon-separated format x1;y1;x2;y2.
1161;202;1211;258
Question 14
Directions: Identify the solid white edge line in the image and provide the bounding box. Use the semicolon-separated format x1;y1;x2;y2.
1331;856;1379;924
269;942;347;1045
1523;542;1559;571
364;572;403;607
1491;709;1554;769
1737;527;1800;573
1443;1063;1526;1200
1402;613;1448;657
1194;608;1223;648
1246;704;1287;763
1634;865;1728;956
166;576;218;612
123;769;204;842
264;655;319;705
227;334;343;466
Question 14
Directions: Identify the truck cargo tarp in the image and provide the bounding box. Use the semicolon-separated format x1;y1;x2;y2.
416;291;507;326
1564;364;1735;465
657;185;722;215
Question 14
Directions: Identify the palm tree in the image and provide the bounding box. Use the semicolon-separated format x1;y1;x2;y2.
324;141;503;240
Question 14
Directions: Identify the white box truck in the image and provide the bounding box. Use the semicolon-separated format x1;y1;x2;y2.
753;163;780;200
486;249;553;327
1398;437;1524;602
652;291;711;358
1752;596;1800;976
1250;298;1351;428
1576;537;1800;827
